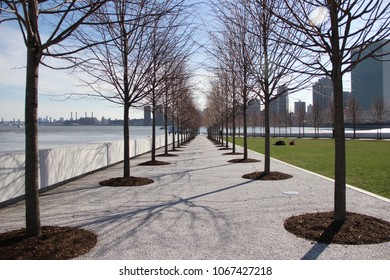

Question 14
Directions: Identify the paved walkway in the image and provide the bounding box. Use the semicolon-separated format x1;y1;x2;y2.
0;135;389;259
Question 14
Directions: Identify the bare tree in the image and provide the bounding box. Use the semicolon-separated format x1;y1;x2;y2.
142;3;195;163
295;104;306;138
179;90;201;141
279;0;390;221
0;0;109;237
371;96;389;140
327;99;335;137
166;66;191;151
174;83;200;145
207;4;243;154
212;0;259;160
242;0;310;174
308;101;324;138
72;0;175;177
346;96;361;139
205;67;236;148
206;77;226;143
160;60;191;155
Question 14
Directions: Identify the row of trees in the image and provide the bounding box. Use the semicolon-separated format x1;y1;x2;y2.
0;0;200;237
204;0;389;223
206;0;312;169
71;0;201;168
209;98;389;140
311;97;390;139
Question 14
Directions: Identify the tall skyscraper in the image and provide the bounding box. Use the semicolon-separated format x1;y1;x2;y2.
270;85;289;116
294;101;306;116
351;39;390;114
312;77;333;112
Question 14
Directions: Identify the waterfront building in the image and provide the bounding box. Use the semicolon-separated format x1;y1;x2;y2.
351;39;390;118
270;85;289;116
294;100;306;117
307;104;313;115
312;77;333;112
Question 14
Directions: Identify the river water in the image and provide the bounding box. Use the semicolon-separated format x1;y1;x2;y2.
1;125;389;154
0;125;165;153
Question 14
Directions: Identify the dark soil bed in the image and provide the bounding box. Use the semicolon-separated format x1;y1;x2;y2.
138;160;171;166
242;171;293;180
0;226;97;260
222;152;244;155
284;211;390;244
157;153;179;157
99;176;154;186
218;147;232;150
228;158;261;163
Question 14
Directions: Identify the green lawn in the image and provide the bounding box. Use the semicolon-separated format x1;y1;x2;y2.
234;137;390;199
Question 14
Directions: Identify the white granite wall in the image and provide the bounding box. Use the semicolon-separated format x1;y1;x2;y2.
0;135;174;204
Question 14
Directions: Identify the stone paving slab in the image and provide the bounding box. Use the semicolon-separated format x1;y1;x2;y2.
0;135;389;259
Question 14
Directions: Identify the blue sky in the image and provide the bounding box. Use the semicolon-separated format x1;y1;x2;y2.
0;24;137;122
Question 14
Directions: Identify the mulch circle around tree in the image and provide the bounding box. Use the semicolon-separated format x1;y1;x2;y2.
138;160;171;166
222;152;244;156
228;158;261;163
242;171;293;180
99;176;154;186
218;147;232;150
157;153;179;157
284;211;390;245
0;226;97;260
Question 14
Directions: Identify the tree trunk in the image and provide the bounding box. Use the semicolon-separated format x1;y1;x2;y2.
177;121;180;148
329;1;346;222
122;24;130;178
221;124;224;146
243;79;248;160
151;100;156;162
264;97;271;175
172;119;176;151
123;102;130;178
225;116;229;149
243;106;248;160
333;76;346;222
164;89;169;155
25;42;41;237
24;0;42;237
232;103;236;153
